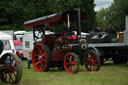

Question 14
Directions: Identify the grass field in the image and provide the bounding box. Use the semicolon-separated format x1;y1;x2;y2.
0;60;128;85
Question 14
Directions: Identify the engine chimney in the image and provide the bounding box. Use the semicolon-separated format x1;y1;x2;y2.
74;8;81;35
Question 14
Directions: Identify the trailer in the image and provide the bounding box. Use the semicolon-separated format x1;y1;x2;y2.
88;16;128;64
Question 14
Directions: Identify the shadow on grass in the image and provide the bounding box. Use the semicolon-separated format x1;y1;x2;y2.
48;68;65;72
102;62;114;66
102;61;128;68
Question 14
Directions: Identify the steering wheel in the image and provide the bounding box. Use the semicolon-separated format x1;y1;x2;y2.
33;26;45;41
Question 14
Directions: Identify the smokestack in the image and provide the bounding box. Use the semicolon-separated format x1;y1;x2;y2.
73;8;81;35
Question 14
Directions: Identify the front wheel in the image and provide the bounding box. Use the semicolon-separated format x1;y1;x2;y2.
85;49;101;71
0;53;22;84
64;52;79;74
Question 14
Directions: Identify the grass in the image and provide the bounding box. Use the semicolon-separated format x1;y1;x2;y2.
1;60;128;85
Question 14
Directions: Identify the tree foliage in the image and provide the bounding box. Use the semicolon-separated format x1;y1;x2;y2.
96;8;108;30
96;0;128;31
0;0;95;32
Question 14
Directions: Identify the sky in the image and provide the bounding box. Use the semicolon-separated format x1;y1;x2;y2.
94;0;114;11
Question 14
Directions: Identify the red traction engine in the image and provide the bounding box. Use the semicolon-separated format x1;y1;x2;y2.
24;8;101;74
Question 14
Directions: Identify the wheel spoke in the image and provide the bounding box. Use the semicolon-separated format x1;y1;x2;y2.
92;63;98;71
8;73;14;83
35;54;39;57
66;62;69;65
68;66;72;71
91;59;96;64
40;64;43;70
70;55;72;62
42;62;46;67
42;53;46;57
71;61;77;66
35;61;40;66
74;65;76;71
38;47;42;55
70;66;73;72
12;72;16;78
37;46;42;55
67;57;70;61
10;57;14;65
92;65;97;71
91;54;95;59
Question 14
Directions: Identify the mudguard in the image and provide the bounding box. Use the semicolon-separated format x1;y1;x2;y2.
88;46;104;57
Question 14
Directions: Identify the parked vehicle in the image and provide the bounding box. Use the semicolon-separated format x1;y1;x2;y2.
14;31;27;42
24;8;101;74
0;32;22;84
0;32;16;57
13;40;26;60
88;16;128;64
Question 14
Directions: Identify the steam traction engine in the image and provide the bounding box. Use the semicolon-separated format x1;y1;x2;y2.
24;9;101;74
0;40;22;84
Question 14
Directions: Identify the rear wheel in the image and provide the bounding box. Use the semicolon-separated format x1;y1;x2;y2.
32;43;51;72
64;52;79;74
0;53;22;84
85;49;101;71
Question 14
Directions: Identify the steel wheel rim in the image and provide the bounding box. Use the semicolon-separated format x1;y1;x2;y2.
85;52;99;71
32;43;47;72
0;55;18;84
64;53;78;74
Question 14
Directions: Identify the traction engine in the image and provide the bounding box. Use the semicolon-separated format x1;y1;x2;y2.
24;8;101;74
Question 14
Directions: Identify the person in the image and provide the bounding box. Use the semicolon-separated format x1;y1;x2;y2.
16;51;22;60
28;52;32;69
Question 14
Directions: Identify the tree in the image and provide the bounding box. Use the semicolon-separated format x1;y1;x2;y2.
0;0;95;32
96;8;108;30
96;0;128;31
80;0;96;32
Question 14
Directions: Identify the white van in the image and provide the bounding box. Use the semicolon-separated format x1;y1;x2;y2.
14;30;27;42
